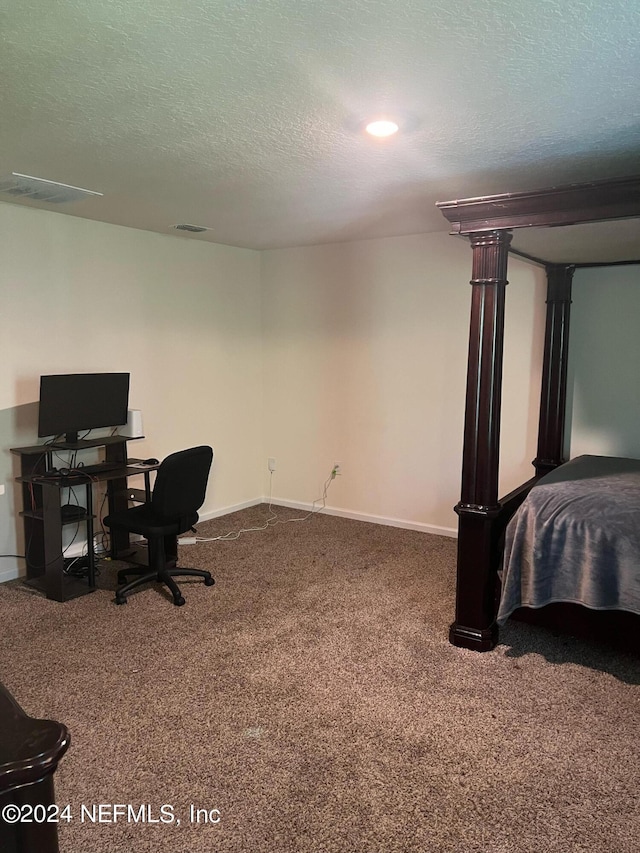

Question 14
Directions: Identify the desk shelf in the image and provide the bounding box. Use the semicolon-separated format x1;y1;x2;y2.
19;508;46;521
11;436;153;602
20;509;94;523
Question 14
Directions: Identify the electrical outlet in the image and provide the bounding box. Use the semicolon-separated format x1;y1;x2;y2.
268;457;276;472
0;484;5;496
332;462;342;478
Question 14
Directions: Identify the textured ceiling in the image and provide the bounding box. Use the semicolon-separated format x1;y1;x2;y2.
1;0;640;251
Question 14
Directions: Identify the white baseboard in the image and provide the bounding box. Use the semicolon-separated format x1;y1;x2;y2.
197;497;264;522
265;498;458;538
0;564;22;584
0;496;455;586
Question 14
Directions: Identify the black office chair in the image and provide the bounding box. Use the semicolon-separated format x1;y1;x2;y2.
104;445;214;606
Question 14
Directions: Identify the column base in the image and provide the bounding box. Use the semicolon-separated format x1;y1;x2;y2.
449;620;498;652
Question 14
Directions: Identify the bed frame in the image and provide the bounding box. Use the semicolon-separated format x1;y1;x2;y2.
436;174;640;652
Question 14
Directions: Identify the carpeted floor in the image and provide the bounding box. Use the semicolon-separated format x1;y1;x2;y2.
1;505;639;853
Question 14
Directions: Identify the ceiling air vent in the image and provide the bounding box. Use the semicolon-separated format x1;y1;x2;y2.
173;223;210;233
0;172;103;204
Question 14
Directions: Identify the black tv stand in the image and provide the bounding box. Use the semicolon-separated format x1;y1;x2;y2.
11;435;155;602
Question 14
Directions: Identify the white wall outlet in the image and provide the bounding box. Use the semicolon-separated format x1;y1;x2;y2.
0;484;5;496
268;457;276;472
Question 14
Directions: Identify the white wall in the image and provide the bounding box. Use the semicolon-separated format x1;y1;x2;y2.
0;202;263;579
261;233;546;534
567;264;640;458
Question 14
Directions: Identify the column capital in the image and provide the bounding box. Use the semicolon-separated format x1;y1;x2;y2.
468;229;513;249
545;263;575;304
469;230;512;286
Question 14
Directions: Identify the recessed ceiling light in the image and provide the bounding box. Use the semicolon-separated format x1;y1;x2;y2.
365;119;400;138
345;112;419;138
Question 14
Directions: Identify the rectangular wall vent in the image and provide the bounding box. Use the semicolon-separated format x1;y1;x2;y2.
0;172;103;204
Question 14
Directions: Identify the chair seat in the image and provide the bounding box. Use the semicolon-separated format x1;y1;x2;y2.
104;504;198;537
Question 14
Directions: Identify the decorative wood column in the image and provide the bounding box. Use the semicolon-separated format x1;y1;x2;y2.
450;230;512;651
534;264;574;477
435;174;640;653
0;683;70;853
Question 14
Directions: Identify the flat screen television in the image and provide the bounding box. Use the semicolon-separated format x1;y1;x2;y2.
38;372;130;445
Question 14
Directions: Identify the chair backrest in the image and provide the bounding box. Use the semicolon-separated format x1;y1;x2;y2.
151;445;213;522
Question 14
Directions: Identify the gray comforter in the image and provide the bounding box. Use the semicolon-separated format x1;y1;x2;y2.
497;455;640;625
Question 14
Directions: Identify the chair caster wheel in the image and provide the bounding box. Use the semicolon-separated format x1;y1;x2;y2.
204;576;215;586
174;596;186;606
115;596;127;605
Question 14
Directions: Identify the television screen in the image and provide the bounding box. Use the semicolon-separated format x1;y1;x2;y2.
38;373;130;443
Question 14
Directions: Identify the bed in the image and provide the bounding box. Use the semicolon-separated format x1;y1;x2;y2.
436;174;640;651
497;454;640;625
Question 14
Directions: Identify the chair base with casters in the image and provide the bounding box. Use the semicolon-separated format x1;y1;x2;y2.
114;534;215;606
104;445;215;606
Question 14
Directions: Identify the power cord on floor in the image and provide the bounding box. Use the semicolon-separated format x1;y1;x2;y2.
187;466;338;544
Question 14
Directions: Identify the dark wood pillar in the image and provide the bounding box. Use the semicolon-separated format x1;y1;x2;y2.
533;264;574;477
0;683;70;853
450;230;512;652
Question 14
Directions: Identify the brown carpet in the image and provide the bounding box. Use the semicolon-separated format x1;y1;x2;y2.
1;505;639;853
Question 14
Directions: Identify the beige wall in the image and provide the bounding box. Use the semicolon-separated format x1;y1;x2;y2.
1;201;547;582
0;203;263;579
261;233;546;533
4;199;633;586
567;265;640;458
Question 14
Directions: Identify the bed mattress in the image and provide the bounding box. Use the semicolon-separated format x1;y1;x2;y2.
497;454;640;625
